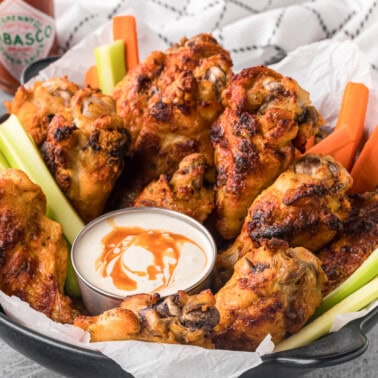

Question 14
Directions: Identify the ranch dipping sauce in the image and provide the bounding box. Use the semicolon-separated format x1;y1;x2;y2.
94;224;208;296
72;208;216;314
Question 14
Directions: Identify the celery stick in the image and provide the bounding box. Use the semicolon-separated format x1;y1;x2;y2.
0;150;10;170
0;115;85;243
274;276;378;352
95;39;126;95
0;115;84;296
312;248;378;318
65;257;80;298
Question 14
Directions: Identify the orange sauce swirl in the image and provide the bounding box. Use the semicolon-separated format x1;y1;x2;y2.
95;222;206;293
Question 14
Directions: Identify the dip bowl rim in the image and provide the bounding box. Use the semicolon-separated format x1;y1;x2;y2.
71;206;218;304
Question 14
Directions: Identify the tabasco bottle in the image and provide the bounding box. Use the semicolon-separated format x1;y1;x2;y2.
0;0;58;93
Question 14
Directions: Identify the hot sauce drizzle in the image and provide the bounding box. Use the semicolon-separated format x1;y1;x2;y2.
95;221;206;293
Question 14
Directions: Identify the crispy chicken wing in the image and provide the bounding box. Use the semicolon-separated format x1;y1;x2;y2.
215;154;352;287
41;87;130;223
133;153;214;223
0;169;79;323
213;239;326;351
318;190;378;296
210;66;324;239
74;290;219;348
4;77;79;146
111;33;233;207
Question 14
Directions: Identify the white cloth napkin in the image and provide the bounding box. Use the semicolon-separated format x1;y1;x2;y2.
53;0;378;82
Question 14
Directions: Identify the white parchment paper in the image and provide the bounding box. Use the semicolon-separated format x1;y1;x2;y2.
1;7;378;378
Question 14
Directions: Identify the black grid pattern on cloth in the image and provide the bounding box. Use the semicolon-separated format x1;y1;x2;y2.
228;0;274;13
343;0;377;40
59;0;378;73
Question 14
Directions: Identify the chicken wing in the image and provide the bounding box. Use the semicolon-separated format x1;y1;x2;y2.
215;154;352;286
318;190;378;296
41;87;130;223
210;66;324;239
4;77;79;146
111;33;233;207
0;169;79;323
74;290;219;348
133;153;214;223
213;239;326;351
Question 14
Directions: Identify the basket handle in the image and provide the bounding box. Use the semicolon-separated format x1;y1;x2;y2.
262;306;378;367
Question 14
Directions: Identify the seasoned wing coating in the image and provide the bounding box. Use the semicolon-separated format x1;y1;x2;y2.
74;290;219;348
318;190;378;296
247;154;352;249
4;77;79;146
210;66;323;239
111;33;233;207
215;154;352;287
134;153;214;223
0;169;79;324
41;87;130;223
213;239;326;351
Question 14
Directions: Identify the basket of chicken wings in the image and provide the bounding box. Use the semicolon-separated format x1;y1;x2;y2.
0;31;377;378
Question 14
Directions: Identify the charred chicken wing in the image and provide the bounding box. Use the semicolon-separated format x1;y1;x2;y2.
134;153;214;223
213;239;326;351
111;33;233;207
318;190;378;296
74;290;219;348
4;77;80;146
210;66;323;239
216;154;352;286
41;87;130;223
0;169;79;323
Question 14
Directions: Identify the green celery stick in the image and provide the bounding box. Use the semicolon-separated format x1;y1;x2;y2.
0;150;10;170
0;115;84;296
65;256;80;298
95;39;126;95
274;276;378;352
312;248;378;319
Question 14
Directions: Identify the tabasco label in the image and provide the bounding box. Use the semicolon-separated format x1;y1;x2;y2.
0;0;56;80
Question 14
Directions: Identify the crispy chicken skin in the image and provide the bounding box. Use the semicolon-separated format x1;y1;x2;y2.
74;290;219;348
4;77;79;146
318;190;378;296
210;66;323;239
41;87;130;223
111;33;233;207
0;169;79;323
133;153;214;223
215;154;352;286
247;154;352;249
213;239;326;351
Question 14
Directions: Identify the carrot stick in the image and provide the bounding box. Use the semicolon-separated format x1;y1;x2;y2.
113;15;139;71
307;127;359;163
305;135;315;150
84;65;100;88
307;82;369;171
335;82;369;130
349;125;378;194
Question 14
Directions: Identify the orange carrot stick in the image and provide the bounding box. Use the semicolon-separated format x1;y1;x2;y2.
113;15;139;71
305;135;315;150
335;82;369;130
307;82;369;171
349;125;378;194
307;127;358;162
84;65;100;88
